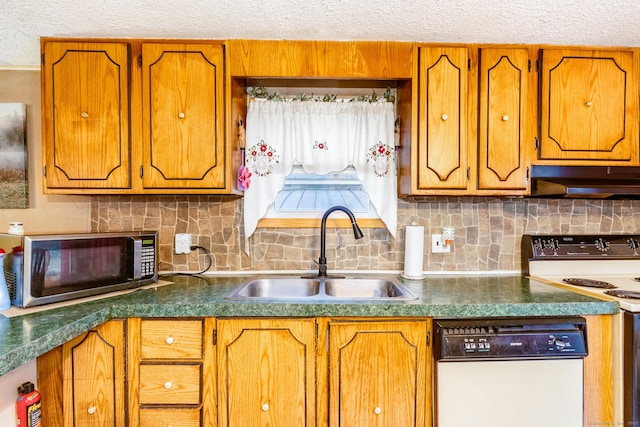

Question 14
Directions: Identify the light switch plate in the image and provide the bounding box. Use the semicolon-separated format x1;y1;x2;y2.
175;233;192;254
431;234;451;253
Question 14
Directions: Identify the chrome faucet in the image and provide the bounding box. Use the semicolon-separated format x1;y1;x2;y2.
307;206;364;278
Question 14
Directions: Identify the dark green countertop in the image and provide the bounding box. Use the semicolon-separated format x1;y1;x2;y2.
0;273;618;376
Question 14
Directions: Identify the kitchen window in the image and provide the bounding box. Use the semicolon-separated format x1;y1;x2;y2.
241;88;398;247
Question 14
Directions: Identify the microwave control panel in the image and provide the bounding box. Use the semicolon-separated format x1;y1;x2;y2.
140;235;157;278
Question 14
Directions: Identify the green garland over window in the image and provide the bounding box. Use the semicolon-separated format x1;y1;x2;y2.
246;86;395;103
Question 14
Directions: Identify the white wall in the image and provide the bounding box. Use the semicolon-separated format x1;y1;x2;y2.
3;0;640;66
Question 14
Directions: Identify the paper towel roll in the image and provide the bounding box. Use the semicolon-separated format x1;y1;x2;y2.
402;225;424;280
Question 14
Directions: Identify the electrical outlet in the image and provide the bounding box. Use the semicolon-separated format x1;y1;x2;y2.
431;234;451;253
175;233;192;254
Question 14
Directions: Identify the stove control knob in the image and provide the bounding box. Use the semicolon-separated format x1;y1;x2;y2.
543;239;559;252
533;238;544;253
628;238;640;251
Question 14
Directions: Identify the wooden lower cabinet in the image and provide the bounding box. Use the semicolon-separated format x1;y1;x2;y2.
35;314;613;427
216;317;317;427
139;408;202;427
37;319;127;427
128;318;217;427
319;318;432;427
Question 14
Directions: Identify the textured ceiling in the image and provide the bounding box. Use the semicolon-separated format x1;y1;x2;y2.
2;0;640;66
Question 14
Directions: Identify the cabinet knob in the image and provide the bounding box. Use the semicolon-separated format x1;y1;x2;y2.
81;111;89;118
164;381;172;389
374;406;382;415
261;403;269;411
585;101;593;107
178;112;185;119
87;405;97;415
441;114;448;121
165;336;174;344
501;115;509;121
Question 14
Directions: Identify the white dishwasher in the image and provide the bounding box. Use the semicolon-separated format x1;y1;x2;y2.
434;317;587;427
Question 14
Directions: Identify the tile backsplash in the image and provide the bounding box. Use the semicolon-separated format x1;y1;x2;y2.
91;196;640;273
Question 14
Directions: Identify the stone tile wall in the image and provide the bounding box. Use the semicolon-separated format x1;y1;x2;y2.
91;196;640;273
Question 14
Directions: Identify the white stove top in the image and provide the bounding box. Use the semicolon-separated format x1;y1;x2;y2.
529;259;640;312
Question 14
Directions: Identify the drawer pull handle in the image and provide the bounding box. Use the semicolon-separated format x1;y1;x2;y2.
166;337;174;344
81;111;89;118
164;381;172;390
374;406;382;415
502;114;509;121
87;405;97;415
585;101;593;107
178;112;185;119
261;403;269;411
441;114;448;121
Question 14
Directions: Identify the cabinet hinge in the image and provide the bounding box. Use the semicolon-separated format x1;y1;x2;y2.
138;54;142;67
212;329;217;346
139;166;144;178
326;329;330;353
528;59;531;72
42;165;46;177
466;167;470;180
426;331;431;347
535;59;541;73
534;136;540;152
41;53;45;66
467;58;471;71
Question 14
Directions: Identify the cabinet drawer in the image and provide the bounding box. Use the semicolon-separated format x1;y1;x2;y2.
139;408;200;427
141;320;203;359
139;364;201;405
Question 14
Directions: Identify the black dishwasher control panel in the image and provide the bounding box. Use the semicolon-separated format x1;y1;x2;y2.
434;317;588;361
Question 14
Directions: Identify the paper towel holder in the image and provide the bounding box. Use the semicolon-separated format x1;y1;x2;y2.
401;224;425;280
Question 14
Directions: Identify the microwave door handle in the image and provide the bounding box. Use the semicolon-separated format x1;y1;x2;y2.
131;237;143;280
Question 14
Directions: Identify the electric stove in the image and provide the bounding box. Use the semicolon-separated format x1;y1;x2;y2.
523;234;640;423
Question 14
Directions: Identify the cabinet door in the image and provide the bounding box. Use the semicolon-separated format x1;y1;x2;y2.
141;43;227;190
328;320;430;427
217;318;316;427
477;47;534;192
539;48;638;163
41;41;131;190
63;320;126;427
416;47;469;191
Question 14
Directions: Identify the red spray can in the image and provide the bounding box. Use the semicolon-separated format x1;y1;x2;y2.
16;382;41;427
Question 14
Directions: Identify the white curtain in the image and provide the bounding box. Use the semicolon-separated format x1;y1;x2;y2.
243;100;397;248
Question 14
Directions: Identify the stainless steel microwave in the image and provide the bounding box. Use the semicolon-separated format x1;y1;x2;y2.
0;231;158;308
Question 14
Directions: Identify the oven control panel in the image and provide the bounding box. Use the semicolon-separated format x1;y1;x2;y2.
522;234;640;259
434;318;588;360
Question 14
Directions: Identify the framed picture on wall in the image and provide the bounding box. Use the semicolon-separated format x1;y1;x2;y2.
0;103;28;208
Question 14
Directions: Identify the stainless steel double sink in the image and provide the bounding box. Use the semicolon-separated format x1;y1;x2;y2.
226;275;418;301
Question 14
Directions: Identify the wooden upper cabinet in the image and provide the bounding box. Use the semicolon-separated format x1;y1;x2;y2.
41;38;234;194
141;43;227;190
41;41;131;190
477;47;535;192
229;40;413;78
416;46;470;192
539;48;638;163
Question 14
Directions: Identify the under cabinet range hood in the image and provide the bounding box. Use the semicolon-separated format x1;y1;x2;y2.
530;165;640;198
